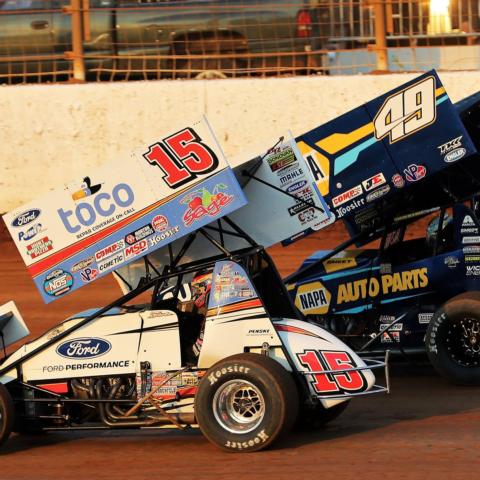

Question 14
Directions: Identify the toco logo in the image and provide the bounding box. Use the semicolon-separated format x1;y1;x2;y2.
56;338;112;359
58;182;135;233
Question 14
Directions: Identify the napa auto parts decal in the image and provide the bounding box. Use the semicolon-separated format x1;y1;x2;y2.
2;118;247;303
296;70;476;228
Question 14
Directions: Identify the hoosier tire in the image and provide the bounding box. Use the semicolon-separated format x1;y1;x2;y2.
0;383;14;447
426;292;480;385
195;353;299;452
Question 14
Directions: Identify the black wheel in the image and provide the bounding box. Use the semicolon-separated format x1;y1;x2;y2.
195;353;299;452
296;400;350;430
426;292;480;385
0;383;15;447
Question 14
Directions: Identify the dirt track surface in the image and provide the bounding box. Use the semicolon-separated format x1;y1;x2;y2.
1;231;479;479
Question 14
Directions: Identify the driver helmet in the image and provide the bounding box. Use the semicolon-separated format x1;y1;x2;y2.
191;270;212;309
426;213;453;248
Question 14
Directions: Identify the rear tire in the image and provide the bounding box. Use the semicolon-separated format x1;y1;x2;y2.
0;383;15;447
195;353;298;452
426;292;480;385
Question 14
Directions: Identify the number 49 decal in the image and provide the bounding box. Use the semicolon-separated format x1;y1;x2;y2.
143;127;219;189
297;350;367;394
374;76;437;144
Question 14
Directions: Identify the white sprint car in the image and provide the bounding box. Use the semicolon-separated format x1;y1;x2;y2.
0;242;388;452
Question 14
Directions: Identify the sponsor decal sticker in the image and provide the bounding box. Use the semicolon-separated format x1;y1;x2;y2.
43;269;73;297
444;148;466;163
380;263;392;274
461;228;479;235
403;164;426;182
18;223;44;242
465;255;480;263
148;226;181;247
151;214;169;232
380;323;403;331
336;198;366;218
337;268;429;304
125;224;154;245
71;177;102;201
392;174;405;188
362;173;386;192
71;256;94;273
56;337;112;359
463;246;480;254
95;239;125;262
42;360;130;374
80;267;99;283
466;265;480;276
381;331;400;343
27;237;53;259
279;168;304;185
462;236;480;245
11;209;41;228
295;281;331;314
462;215;475;227
418;313;433;324
58;182;135;235
366;184;390;203
181;184;234;227
124;239;149;260
444;256;460;268
267;147;297;172
332;185;363;208
286;180;308;194
379;315;396;324
98;252;125;273
298;207;316;225
438;136;462;155
247;329;271;336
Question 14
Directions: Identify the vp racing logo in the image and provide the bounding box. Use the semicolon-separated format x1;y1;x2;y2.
56;338;112;359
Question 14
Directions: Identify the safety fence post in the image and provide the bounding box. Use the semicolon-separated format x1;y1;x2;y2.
68;0;86;81
373;0;389;71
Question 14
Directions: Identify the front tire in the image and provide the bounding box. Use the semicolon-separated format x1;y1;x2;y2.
0;383;15;447
195;353;298;452
426;292;480;385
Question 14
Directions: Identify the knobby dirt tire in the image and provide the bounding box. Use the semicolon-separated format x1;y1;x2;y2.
426;292;480;385
195;353;299;452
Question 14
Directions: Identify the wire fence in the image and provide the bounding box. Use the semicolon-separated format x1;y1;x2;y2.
1;0;480;84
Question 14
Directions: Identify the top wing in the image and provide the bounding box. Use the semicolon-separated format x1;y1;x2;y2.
296;70;478;241
2;118;247;303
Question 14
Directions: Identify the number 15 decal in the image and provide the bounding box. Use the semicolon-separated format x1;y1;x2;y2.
374;76;436;144
297;350;367;394
144;127;219;189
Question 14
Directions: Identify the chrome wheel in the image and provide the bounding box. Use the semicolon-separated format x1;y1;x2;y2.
212;380;265;434
446;317;480;367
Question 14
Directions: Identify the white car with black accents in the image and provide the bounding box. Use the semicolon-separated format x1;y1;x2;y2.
0;235;389;452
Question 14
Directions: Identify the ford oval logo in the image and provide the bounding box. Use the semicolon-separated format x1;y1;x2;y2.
11;209;41;228
56;337;111;359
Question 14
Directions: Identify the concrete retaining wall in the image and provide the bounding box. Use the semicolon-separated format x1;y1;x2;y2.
1;71;480;212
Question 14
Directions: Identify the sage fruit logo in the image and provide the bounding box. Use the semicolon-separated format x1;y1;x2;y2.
56;338;112;359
